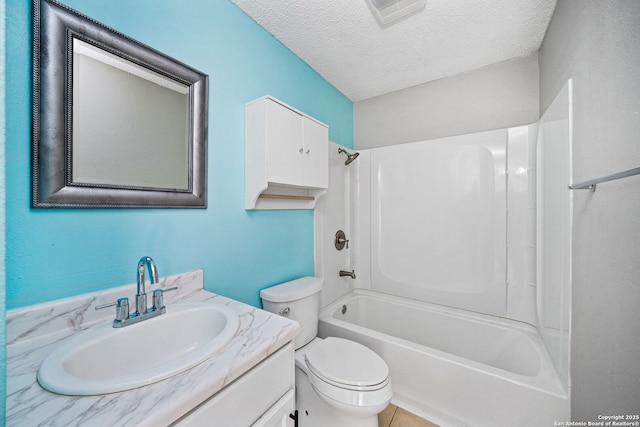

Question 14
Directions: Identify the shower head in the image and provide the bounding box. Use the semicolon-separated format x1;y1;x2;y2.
338;148;360;165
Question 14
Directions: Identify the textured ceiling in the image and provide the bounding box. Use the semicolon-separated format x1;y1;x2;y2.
230;0;557;102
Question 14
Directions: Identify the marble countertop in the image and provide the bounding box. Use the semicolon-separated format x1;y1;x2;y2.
6;270;299;427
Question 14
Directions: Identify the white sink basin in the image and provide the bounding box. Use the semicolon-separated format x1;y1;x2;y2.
37;303;240;395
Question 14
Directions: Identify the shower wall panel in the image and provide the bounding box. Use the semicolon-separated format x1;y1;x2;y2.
368;130;508;316
314;142;353;307
536;80;572;391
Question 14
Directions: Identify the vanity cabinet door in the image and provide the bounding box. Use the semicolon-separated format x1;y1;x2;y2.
251;389;294;427
172;343;294;427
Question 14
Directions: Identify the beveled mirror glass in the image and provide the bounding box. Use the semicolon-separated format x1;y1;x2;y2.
33;0;208;207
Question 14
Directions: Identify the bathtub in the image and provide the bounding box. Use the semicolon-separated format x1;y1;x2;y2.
318;290;569;427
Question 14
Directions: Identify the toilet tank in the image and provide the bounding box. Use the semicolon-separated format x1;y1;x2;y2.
260;277;322;349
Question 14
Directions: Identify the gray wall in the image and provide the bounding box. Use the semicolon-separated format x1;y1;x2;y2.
539;0;640;419
354;54;539;149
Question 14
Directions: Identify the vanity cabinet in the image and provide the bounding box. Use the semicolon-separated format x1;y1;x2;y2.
172;343;295;427
245;96;328;210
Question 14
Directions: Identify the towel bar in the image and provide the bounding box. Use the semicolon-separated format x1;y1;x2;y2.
568;166;640;191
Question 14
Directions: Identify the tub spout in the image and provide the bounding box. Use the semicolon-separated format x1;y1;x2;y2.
339;270;356;279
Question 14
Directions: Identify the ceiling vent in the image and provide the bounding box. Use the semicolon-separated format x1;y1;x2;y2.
366;0;427;26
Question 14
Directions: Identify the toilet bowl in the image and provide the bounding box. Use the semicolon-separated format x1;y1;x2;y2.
260;277;392;427
296;337;393;425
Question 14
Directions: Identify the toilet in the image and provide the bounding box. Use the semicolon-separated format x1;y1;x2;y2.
260;277;393;427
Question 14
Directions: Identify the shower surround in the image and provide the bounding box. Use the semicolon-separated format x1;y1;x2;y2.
314;117;571;425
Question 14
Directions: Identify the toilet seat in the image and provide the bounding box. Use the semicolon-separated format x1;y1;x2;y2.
304;337;390;391
297;337;393;410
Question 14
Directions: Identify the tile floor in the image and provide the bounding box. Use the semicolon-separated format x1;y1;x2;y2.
378;404;439;427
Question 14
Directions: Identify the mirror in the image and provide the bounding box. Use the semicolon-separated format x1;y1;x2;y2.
72;39;191;190
33;0;208;207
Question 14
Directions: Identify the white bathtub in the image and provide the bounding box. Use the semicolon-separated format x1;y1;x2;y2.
318;289;569;427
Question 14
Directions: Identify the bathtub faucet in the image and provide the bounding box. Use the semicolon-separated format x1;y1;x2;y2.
339;270;356;279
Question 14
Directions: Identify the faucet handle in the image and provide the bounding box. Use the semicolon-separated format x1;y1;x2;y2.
96;297;130;321
335;230;350;251
151;286;178;311
115;298;130;321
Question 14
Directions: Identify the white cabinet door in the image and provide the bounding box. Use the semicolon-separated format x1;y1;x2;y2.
302;116;328;188
245;96;329;209
172;344;294;427
251;389;295;427
265;100;304;187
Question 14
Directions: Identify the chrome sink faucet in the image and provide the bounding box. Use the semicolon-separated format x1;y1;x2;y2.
96;256;176;328
136;256;159;315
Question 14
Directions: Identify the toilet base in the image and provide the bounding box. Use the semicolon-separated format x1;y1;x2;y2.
295;367;380;427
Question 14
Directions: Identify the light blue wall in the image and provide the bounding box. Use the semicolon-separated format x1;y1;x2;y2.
2;0;7;420
5;0;353;310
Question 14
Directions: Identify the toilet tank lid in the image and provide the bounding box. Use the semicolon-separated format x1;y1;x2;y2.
260;277;322;303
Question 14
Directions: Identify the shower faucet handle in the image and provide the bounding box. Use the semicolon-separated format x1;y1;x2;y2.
335;230;350;250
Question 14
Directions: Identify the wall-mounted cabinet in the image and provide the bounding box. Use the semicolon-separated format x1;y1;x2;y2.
245;96;328;210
